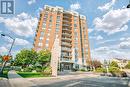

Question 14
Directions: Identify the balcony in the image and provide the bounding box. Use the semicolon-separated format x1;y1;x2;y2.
63;16;71;19
63;20;71;23
62;55;72;58
62;28;71;31
61;47;71;52
62;29;72;33
62;24;71;27
60;58;73;63
62;33;71;37
62;37;72;42
61;42;72;47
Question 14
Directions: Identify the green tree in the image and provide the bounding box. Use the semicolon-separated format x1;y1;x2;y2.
110;61;118;67
125;61;130;69
14;49;38;68
0;55;2;61
37;49;51;67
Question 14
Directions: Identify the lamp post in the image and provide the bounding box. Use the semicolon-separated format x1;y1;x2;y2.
0;34;15;74
127;0;130;8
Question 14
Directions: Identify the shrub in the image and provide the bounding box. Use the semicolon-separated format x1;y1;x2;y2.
36;67;42;72
109;67;120;77
109;67;120;73
119;71;127;77
96;68;106;73
42;66;52;75
72;68;78;72
23;67;32;72
15;67;21;71
80;69;86;72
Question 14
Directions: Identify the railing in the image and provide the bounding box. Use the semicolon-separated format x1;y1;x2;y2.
62;28;71;31
62;24;71;27
61;42;71;46
63;20;71;23
63;16;71;19
61;47;71;51
62;33;72;37
60;58;73;62
62;37;72;41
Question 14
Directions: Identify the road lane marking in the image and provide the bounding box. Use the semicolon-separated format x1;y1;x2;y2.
64;81;83;87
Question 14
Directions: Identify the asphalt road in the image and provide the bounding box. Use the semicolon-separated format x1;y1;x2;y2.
31;77;130;87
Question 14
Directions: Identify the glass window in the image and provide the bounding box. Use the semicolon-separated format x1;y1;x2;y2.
74;24;77;27
57;16;60;19
56;28;59;32
74;32;78;36
39;37;43;40
46;39;49;44
40;32;44;37
38;43;43;47
43;23;46;28
56;24;60;28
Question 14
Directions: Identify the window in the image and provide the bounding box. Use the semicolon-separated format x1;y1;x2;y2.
75;38;78;41
46;39;49;44
48;28;51;31
45;44;49;48
38;43;43;47
49;16;53;23
74;24;77;27
74;32;78;36
39;37;43;40
56;24;60;28
56;20;60;23
40;32;44;37
49;24;52;27
57;16;60;19
47;33;50;36
43;23;46;28
56;28;59;32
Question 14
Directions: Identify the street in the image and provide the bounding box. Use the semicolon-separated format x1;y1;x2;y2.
1;71;130;87
29;76;130;87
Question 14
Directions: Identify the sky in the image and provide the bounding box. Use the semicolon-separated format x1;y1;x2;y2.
0;0;130;61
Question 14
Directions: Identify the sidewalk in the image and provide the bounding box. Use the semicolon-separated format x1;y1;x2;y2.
8;70;37;87
0;78;11;87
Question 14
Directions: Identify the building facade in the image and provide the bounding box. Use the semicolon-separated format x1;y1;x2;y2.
33;5;92;71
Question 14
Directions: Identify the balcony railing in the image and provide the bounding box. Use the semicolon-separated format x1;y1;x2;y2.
62;37;72;41
63;20;71;23
61;42;71;46
62;28;71;31
63;16;71;19
62;24;71;27
60;58;73;62
62;33;71;37
61;47;71;51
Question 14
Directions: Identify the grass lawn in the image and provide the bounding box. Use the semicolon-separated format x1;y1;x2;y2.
17;72;50;78
0;71;8;78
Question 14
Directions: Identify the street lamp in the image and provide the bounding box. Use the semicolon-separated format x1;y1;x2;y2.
0;34;15;74
127;0;130;8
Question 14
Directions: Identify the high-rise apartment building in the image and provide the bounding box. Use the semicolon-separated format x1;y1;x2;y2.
33;5;91;71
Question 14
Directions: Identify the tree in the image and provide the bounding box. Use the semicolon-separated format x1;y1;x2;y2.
92;60;102;69
0;55;2;61
37;49;51;67
110;61;118;67
14;49;38;68
125;61;130;69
